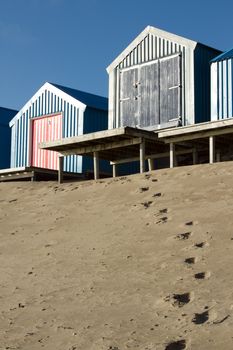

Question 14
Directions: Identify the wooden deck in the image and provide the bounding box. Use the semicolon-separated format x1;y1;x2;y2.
40;119;233;183
0;167;86;182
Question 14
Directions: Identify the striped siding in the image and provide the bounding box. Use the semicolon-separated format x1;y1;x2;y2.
211;58;233;120
10;89;83;173
118;34;183;69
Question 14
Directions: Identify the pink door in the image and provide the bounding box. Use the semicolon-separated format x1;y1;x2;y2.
31;113;62;170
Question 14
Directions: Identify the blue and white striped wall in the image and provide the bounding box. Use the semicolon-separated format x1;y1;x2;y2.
10;82;108;174
211;55;233;120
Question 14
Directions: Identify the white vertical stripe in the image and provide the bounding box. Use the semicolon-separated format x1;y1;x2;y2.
223;60;227;118
228;59;232;117
211;62;218;120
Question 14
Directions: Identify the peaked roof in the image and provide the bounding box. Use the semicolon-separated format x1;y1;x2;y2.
50;83;108;111
107;25;220;73
0;107;18;125
211;48;233;63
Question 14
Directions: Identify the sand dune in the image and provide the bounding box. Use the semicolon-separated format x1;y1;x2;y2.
1;162;233;349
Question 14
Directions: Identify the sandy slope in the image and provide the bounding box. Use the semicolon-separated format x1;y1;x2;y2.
1;162;233;350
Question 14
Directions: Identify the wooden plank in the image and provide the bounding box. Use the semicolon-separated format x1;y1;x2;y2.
161;126;233;143
93;151;99;180
40;126;158;152
58;137;142;156
139;139;145;173
159;118;233;140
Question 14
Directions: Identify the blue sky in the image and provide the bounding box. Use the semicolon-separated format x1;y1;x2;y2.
1;0;233;110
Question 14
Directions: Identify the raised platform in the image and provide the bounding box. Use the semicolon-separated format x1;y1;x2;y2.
0;167;86;182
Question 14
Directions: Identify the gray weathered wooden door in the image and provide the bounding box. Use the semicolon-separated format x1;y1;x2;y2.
159;55;181;124
139;61;159;127
119;67;139;127
119;54;181;128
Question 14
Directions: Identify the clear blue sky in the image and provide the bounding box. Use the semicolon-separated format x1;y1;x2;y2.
1;0;233;110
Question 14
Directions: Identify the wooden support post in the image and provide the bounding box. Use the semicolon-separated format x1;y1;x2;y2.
140;139;145;173
148;159;155;171
112;164;117;178
58;156;64;184
93;151;99;180
170;142;175;168
192;148;198;165
216;150;221;162
209;136;215;164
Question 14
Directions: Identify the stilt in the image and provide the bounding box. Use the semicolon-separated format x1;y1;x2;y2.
148;158;155;171
112;164;117;178
140;139;145;173
209;136;215;164
58;156;64;184
192;148;198;165
93;151;99;180
170;142;175;168
216;150;221;162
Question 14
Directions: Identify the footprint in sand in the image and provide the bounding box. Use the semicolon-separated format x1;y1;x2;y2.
184;257;196;265
194;241;208;248
165;292;193;308
172;292;194;307
192;310;209;324
194;271;211;280
139;186;149;193
176;232;192;240
165;339;187;350
141;201;153;209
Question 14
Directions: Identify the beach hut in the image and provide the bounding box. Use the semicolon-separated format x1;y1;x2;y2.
0;107;18;169
9;82;110;176
107;26;221;130
211;48;233;120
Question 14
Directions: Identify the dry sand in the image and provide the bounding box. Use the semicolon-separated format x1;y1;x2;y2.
1;162;233;349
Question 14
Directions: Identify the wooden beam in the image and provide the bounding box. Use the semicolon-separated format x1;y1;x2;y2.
40;126;158;151
57;137;142;156
93;151;99;180
110;148;194;165
209;136;215;164
158;118;233;138
140;139;145;173
161;126;233;144
58;156;64;184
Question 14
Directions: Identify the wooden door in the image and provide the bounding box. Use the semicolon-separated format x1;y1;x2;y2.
139;61;160;127
119;67;139;127
31;113;62;170
159;55;181;124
